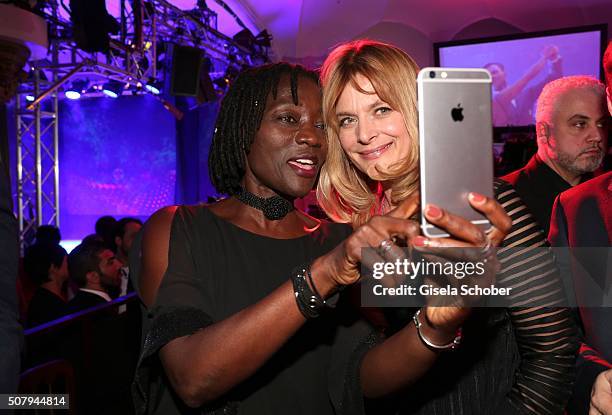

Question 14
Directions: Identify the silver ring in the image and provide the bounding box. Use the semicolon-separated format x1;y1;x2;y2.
377;238;394;256
480;238;495;257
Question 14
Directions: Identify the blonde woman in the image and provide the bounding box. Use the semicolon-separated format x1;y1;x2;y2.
317;39;578;414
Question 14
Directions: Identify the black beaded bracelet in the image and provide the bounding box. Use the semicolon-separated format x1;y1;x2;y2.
291;263;329;319
305;266;324;302
305;265;342;308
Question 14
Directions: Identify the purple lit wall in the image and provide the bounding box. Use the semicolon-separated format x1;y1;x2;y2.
59;95;176;240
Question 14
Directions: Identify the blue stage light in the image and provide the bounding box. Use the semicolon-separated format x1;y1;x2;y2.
102;80;123;98
65;79;89;100
145;84;160;95
65;90;81;100
102;89;118;98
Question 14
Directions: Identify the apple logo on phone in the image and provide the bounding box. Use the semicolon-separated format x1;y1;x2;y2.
451;104;464;122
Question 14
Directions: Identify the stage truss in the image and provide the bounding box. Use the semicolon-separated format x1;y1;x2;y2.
15;0;266;250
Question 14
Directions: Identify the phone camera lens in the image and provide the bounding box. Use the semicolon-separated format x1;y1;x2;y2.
429;71;436;78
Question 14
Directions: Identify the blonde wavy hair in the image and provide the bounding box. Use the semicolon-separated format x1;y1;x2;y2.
317;39;421;227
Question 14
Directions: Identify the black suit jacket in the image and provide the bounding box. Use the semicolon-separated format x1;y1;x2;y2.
502;154;573;235
67;290;108;313
65;290;134;414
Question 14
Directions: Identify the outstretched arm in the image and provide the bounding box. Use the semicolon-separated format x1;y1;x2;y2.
494;58;546;104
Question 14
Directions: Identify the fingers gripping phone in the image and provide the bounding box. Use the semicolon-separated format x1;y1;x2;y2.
417;68;494;238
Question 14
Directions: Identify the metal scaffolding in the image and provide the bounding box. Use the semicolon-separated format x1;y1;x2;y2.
14;0;267;250
15;42;61;251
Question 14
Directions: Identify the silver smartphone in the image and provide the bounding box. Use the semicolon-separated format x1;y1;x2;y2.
417;67;493;238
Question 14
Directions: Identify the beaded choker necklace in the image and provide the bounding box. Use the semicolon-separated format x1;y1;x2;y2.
235;188;294;221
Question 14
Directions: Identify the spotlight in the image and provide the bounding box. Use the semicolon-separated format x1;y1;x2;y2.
102;80;123;98
65;90;81;100
145;84;160;94
25;95;35;102
65;79;89;100
145;80;161;95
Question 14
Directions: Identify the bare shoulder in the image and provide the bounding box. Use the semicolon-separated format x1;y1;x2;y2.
145;205;180;233
140;205;180;307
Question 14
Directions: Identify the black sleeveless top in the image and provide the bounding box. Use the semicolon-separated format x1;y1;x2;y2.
132;205;373;415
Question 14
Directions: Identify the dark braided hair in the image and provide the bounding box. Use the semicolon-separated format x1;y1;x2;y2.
209;62;320;195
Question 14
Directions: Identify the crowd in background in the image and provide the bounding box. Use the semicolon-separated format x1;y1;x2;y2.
18;216;142;414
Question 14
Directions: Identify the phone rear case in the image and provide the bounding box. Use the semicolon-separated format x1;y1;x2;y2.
418;68;493;237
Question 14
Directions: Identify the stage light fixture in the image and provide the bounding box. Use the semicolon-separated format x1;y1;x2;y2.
102;80;123;98
232;28;272;56
145;81;161;95
255;30;272;48
65;90;81;100
25;95;35;102
213;64;241;93
232;29;256;50
64;79;89;100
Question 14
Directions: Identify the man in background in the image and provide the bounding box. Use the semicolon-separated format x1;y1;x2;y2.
115;217;142;268
67;239;122;311
94;215;117;251
114;217;142;298
24;243;69;327
502;75;608;235
65;239;133;414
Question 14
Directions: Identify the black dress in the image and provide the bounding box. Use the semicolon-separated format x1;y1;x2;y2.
133;205;374;415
